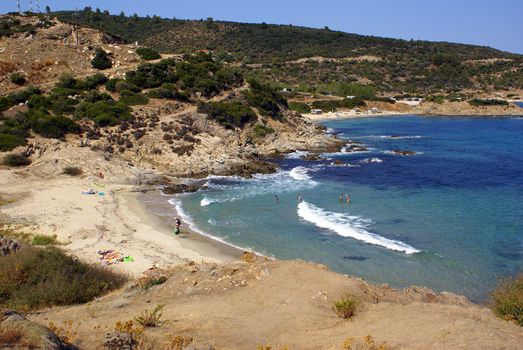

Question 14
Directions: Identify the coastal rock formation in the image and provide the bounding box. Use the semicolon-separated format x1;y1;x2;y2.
391;149;417;156
162;184;200;194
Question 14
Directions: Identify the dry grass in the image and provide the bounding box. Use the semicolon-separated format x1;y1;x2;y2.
135;304;165;327
332;295;358;319
342;335;387;350
491;274;523;326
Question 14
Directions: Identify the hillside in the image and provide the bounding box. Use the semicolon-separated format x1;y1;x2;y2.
51;8;523;94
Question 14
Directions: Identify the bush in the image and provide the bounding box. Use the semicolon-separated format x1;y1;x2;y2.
91;47;113;70
141;276;167;291
135;304;165;327
312;98;366;112
332;296;358;319
147;83;190;101
0;247;128;311
0;134;27;152
126;60;177;89
198;101;257;129
62;166;83;176
27;108;80;138
469;99;509;107
252;124;275;139
84;73;108;89
3;153;31;167
10;72;26;85
31;234;58;246
119;90;149;106
491;274;523;326
136;47;161;61
74;100;131;126
289;102;311;114
244;80;288;120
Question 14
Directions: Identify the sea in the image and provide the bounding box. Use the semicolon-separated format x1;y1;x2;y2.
159;115;523;302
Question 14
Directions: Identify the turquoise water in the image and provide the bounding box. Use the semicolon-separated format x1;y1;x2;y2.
172;116;523;301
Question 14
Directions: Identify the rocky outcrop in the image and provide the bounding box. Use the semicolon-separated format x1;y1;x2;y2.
391;149;417;156
103;332;136;350
0;237;21;256
162;184;201;194
1;311;71;350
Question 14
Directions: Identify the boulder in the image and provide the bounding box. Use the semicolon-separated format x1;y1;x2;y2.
0;237;21;256
1;311;69;350
300;153;322;161
392;149;417;156
103;332;136;350
162;184;200;194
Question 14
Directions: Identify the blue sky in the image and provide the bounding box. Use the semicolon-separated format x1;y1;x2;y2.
2;0;522;54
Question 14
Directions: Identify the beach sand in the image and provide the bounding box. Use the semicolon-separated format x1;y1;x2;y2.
303;110;408;121
0;170;239;276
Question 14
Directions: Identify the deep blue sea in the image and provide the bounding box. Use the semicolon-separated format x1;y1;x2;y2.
171;115;523;301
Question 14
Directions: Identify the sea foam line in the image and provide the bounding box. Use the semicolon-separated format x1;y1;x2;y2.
297;201;420;255
168;198;259;254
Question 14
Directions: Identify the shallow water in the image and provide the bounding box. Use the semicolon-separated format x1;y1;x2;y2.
170;116;523;301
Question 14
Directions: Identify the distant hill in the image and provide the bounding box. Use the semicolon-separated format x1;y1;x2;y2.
47;9;522;94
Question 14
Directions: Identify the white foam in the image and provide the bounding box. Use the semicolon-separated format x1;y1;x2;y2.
297;201;420;255
289;166;313;181
285;150;309;159
361;157;383;163
200;197;213;207
168;198;259;253
356;135;425;140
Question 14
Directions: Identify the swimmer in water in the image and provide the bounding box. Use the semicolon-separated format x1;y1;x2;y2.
275;195;279;202
297;194;303;203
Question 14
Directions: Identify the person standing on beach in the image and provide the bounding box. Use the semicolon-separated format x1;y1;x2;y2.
174;217;181;235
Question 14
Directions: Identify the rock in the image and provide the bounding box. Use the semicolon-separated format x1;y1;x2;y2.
44;25;72;40
1;312;68;350
0;237;21;256
162;184;200;194
103;332;136;350
344;144;368;152
392;149;417;156
333;159;345;166
300;153;322;161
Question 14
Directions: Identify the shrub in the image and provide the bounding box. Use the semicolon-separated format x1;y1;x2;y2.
126;61;177;89
3;153;31;167
0;133;27;151
252;124;275;139
312;98;366;112
136;47;161;60
31;234;58;245
491;274;523;326
141;276;167;291
74;100;131;126
119;90;149;106
0;247;128;311
198;101;257;129
469;99;509;107
332;296;358;319
62;166;83;176
289;102;311;114
27;108;80;138
147;83;190;101
91;47;113;70
244;79;288;120
134;304;165;327
114;80;141;93
10;72;26;85
84;73;108;89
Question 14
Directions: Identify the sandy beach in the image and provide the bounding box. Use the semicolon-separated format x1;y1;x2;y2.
0;169;239;276
303;110;408;121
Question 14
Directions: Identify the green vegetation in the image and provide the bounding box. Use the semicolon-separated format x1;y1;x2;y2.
119;90;149;106
91;47;113;70
31;234;58;246
141;276;168;291
491;274;523;326
54;9;523;94
289;102;311;114
311;98;366;112
75;100;131;126
0;134;27;152
136;47;161;60
146;83;190;101
0;246;127;311
252;124;275;139
135;304;165;327
244;80;287;120
469;99;509;107
9;72;26;86
198;101;257;129
332;296;358;319
2;153;31;167
62;166;83;176
0;15;52;38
